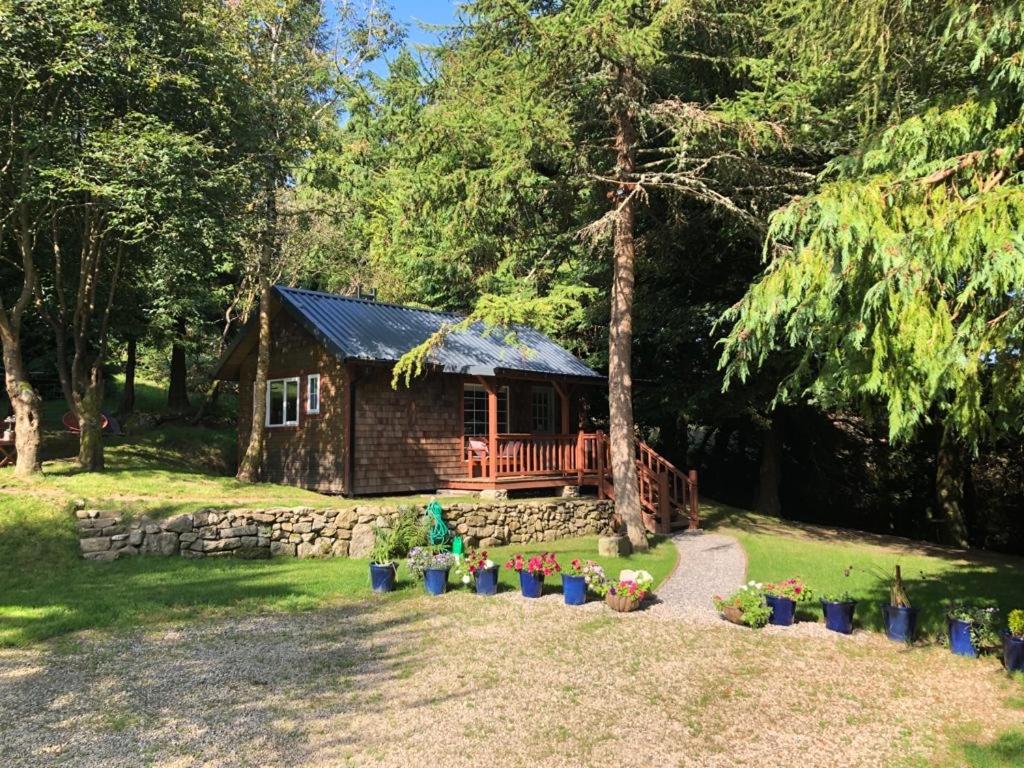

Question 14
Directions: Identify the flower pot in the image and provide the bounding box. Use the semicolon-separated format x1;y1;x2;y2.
518;570;544;598
423;567;450;596
562;574;587;606
605;592;641;613
765;595;796;626
1003;634;1024;673
720;606;745;626
475;566;499;596
821;600;857;634
369;562;397;593
881;604;919;643
948;618;979;658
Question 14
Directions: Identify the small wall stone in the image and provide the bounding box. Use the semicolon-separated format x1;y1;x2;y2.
76;498;615;562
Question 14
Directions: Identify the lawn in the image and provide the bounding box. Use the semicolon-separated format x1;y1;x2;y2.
703;502;1024;637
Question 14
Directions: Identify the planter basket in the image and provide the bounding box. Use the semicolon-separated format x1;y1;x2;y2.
605;592;642;613
720;606;745;626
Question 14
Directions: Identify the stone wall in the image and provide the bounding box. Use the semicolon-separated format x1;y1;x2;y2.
77;499;615;562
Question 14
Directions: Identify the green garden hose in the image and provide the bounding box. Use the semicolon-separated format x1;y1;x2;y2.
426;499;451;546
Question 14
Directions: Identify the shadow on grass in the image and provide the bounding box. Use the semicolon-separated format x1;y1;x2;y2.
957;729;1024;767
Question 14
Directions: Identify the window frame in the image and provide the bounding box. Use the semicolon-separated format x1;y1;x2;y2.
531;385;556;434
265;376;300;428
306;373;321;415
463;383;509;436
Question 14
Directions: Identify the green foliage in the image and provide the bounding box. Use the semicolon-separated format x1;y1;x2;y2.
947;602;1001;650
721;2;1024;448
370;506;426;565
714;583;772;628
1008;609;1024;638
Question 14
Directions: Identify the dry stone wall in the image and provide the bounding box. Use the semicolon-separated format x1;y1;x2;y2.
76;499;615;562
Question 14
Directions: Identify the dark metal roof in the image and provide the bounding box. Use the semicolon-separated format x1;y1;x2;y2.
271;285;602;380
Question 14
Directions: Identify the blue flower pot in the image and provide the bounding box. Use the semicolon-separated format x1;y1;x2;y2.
562;574;587;606
766;595;796;626
881;604;919;643
518;570;543;598
369;562;397;593
475;566;499;596
1003;634;1024;673
948;618;978;658
423;568;449;596
822;600;857;634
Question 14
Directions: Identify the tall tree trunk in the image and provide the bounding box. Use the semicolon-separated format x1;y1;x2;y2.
935;427;968;547
608;60;646;551
167;319;190;413
76;370;104;471
119;337;136;416
755;410;783;517
236;277;271;483
1;335;42;477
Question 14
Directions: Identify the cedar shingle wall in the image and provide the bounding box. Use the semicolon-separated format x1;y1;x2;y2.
352;368;463;494
238;313;347;493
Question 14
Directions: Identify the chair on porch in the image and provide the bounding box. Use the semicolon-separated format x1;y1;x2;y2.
465;437;525;478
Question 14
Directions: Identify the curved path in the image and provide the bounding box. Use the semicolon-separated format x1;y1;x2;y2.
653;531;747;622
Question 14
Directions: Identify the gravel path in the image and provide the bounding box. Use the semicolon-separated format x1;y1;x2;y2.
651;531;747;622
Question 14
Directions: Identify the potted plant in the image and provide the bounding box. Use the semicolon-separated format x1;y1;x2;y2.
597;570;654;613
878;564;919;643
504;552;560;598
1004;609;1024;673
561;559;605;606
407;547;457;595
461;549;499;595
714;582;772;628
820;591;857;635
946;603;999;658
368;508;424;593
763;578;812;626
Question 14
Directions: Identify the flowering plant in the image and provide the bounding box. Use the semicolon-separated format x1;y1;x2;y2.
762;577;813;602
563;558;607;589
406;547;457;580
714;582;771;628
595;569;654;602
504;552;560;576
948;601;1001;650
454;549;497;586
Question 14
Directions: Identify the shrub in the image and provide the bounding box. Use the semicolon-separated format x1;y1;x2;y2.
714;582;772;628
370;506;425;565
1008;609;1024;638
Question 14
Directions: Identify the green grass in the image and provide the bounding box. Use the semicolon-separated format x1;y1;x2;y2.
704;502;1024;637
949;729;1024;767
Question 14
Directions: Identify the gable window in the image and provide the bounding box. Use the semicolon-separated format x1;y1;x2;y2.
464;383;508;436
306;373;321;414
531;386;556;433
266;377;300;427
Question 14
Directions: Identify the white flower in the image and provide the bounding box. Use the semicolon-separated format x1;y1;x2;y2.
755;582;763;590
484;559;495;569
748;580;757;586
462;574;471;585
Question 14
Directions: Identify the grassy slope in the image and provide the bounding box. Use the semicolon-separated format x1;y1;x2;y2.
0;425;676;647
703;501;1024;637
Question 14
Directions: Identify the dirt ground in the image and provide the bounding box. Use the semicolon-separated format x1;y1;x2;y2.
1;592;1020;768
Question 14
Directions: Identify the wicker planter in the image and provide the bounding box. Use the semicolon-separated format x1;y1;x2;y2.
720;606;745;626
605;592;642;613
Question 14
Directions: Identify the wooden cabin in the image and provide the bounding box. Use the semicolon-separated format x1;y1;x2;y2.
214;286;610;497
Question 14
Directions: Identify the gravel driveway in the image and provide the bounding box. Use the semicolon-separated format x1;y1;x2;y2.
1;591;1020;768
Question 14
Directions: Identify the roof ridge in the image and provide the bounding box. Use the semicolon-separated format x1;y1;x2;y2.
275;284;464;320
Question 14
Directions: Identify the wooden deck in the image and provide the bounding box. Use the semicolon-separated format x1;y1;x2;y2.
444;431;701;533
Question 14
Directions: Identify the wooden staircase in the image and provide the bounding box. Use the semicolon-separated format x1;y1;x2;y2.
593;433;700;534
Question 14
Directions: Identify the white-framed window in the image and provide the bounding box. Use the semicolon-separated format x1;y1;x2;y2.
306;373;321;414
266;377;300;427
531;385;556;433
464;383;509;436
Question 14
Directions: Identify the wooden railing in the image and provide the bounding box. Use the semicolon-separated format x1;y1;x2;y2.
464;431;698;532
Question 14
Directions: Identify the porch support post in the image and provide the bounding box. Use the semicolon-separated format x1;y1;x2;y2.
553;381;572;473
481;377;498;480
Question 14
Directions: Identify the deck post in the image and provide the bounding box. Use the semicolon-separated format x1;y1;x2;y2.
576;430;584;486
595;430;606;499
485;379;498;480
